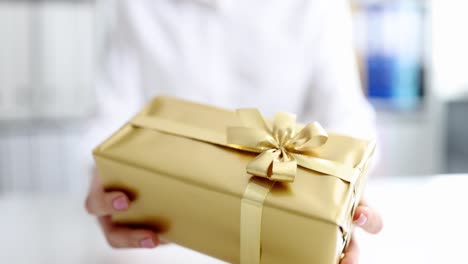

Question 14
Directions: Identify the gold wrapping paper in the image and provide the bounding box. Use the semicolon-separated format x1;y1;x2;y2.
93;96;376;264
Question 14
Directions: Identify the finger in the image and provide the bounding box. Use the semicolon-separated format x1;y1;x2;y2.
353;205;383;234
89;168;104;193
99;216;159;249
358;198;368;206
340;235;359;264
85;190;130;216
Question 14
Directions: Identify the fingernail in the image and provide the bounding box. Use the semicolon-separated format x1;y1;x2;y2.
354;213;368;226
112;196;129;211
140;238;156;248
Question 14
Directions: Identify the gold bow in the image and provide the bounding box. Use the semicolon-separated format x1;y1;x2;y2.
227;109;329;182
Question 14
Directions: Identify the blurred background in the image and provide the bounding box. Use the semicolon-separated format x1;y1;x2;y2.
1;0;467;195
0;0;467;263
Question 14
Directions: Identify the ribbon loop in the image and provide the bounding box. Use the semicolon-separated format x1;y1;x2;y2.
237;109;271;132
272;112;296;145
227;108;355;183
271;158;297;182
246;149;280;178
290;122;328;152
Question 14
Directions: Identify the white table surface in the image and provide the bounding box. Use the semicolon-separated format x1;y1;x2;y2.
1;174;467;264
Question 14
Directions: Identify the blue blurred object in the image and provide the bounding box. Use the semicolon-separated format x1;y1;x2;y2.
367;55;395;98
364;1;424;110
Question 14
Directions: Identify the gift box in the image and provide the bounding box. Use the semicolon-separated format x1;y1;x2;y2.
93;96;376;264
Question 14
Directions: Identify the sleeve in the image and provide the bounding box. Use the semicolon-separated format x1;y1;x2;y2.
301;0;377;141
80;2;145;173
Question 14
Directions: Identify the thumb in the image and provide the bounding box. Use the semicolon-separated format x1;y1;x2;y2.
353;205;383;234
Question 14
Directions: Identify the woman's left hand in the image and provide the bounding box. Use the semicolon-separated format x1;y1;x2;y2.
340;200;383;264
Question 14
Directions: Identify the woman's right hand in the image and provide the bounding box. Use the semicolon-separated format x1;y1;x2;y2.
85;170;160;249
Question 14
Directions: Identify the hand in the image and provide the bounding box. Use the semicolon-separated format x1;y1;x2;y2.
340;200;383;264
85;170;160;248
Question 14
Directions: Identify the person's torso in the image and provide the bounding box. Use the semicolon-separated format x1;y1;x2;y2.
117;0;324;117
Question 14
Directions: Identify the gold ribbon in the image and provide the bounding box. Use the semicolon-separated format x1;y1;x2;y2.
240;177;275;264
